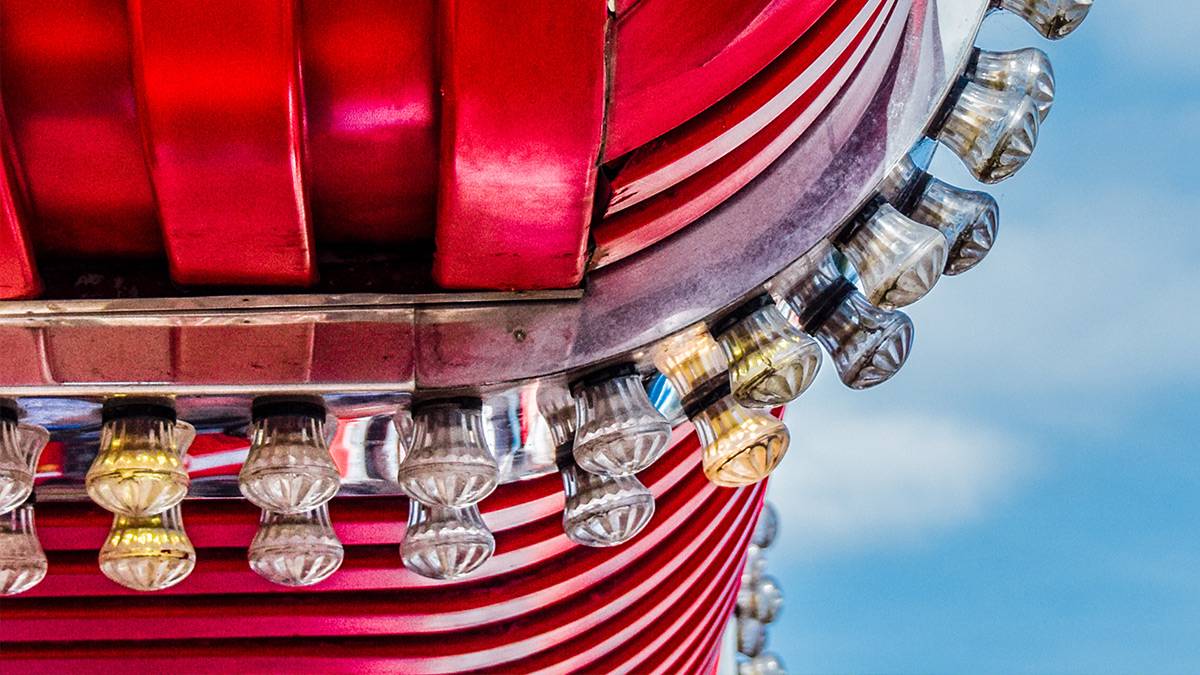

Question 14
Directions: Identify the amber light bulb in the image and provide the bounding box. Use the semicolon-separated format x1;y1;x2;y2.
400;501;494;580
570;364;671;476
398;398;498;508
249;504;344;587
0;401;50;515
0;502;48;595
99;504;195;591
711;294;822;408
653;326;789;487
85;400;194;517
240;397;341;515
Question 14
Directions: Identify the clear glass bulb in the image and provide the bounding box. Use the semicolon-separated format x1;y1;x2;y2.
752;502;779;549
0;502;48;595
741;543;768;588
561;462;655;547
841;202;948;310
571;365;671;476
936;81;1039;184
249;504;344;587
713;296;822;407
654;327;789;487
240;401;341;514
400;501;494;580
738;575;784;623
0;406;50;515
99;505;195;591
973;47;1055;121
85;405;194;517
398;399;498;508
910;177;1000;276
995;0;1092;40
736;615;767;658
810;285;914;390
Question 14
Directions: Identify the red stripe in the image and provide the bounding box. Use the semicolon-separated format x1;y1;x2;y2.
0;107;39;298
130;0;315;285
431;0;607;290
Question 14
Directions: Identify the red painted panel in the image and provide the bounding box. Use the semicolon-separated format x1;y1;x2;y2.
0;0;162;259
0;109;39;299
432;0;607;290
607;0;891;215
606;0;840;160
42;326;174;383
0;327;50;385
173;323;314;384
311;321;415;384
300;0;438;245
130;0;315;286
593;0;908;267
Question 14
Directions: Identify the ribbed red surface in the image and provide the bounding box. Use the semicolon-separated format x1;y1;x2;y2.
0;0;882;295
1;428;767;674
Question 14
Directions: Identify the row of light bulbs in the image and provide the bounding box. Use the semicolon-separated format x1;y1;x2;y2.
0;1;1087;596
735;504;786;675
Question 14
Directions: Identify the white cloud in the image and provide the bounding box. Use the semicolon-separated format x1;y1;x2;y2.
768;386;1033;560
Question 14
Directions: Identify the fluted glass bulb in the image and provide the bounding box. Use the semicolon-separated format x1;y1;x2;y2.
936;81;1039;184
249;504;343;587
693;397;789;487
571;365;671;476
400;501;494;580
996;0;1092;40
86;405;194;517
738;575;784;623
561;462;655;547
654;326;789;487
240;400;340;514
398;399;498;507
741;543;768;587
910;177;1000;276
0;503;47;595
714;296;822;407
841;202;947;310
99;505;195;591
0;407;50;515
973;47;1055;121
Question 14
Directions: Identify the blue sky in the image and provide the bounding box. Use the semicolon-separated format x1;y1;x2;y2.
769;4;1200;673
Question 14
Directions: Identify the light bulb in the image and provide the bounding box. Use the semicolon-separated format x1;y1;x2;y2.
738;575;784;623
570;364;671;476
0;402;50;515
994;0;1092;40
400;501;494;580
741;543;768;587
85;401;194;517
239;397;340;514
99;504;195;591
934;81;1039;183
249;504;344;587
752;502;779;549
561;461;655;547
0;502;47;595
737;615;767;657
839;201;948;310
972;47;1055;121
909;177;999;276
711;294;822;408
398;398;498;507
738;652;787;675
654;327;789;487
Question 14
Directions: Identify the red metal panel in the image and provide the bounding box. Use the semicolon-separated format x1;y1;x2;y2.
607;0;891;216
0;327;50;385
300;0;438;245
311;321;415;384
173;323;314;384
42;326;174;383
0;0;162;259
0;109;39;299
129;0;315;286
431;0;607;290
593;0;908;267
606;0;839;160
